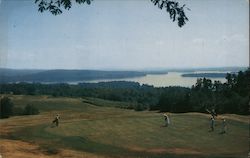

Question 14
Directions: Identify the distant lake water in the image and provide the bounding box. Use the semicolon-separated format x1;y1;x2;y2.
70;72;227;88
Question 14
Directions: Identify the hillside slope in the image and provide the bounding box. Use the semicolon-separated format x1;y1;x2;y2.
0;95;248;158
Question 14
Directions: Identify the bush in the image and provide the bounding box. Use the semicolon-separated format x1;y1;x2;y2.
0;97;14;118
13;107;25;116
134;104;145;111
23;104;39;115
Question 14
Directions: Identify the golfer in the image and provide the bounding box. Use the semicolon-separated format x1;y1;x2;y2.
210;117;215;131
221;117;227;134
163;113;170;127
52;114;60;127
206;108;217;119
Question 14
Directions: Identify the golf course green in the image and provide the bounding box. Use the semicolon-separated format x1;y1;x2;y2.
0;95;248;158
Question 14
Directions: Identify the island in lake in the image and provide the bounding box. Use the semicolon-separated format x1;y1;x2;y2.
181;73;230;78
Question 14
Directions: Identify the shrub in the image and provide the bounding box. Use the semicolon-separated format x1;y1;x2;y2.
13;107;25;116
0;97;14;118
23;104;39;115
134;104;144;111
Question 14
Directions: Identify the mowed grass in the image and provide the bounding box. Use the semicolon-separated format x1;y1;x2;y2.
0;95;248;158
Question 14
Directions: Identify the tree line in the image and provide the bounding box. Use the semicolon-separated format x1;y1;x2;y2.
0;97;39;118
0;69;249;117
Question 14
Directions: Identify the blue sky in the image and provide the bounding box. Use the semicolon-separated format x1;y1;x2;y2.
0;0;249;70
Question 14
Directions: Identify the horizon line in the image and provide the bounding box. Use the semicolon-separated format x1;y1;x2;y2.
0;66;248;71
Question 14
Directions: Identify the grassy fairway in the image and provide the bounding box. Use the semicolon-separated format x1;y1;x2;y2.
0;95;248;158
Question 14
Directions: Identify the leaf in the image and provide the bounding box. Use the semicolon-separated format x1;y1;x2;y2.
152;0;189;27
86;0;91;5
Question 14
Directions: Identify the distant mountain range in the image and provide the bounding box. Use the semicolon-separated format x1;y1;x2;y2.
0;67;246;83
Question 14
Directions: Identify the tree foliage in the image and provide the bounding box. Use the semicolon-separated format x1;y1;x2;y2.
23;104;40;115
35;0;188;27
1;69;249;114
35;0;93;15
158;87;191;112
0;97;14;118
0;97;40;119
151;0;189;27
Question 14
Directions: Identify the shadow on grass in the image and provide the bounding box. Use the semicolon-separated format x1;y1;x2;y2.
40;146;60;155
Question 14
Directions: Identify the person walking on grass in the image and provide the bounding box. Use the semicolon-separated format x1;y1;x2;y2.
52;114;60;127
220;117;227;134
210;117;215;132
206;108;217;119
163;113;170;127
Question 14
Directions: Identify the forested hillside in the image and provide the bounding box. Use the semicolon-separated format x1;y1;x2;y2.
1;69;249;114
0;69;150;83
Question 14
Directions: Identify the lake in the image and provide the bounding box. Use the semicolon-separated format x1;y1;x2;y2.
69;72;227;88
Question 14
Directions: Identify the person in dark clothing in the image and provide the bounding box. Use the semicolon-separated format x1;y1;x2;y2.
220;117;227;134
206;108;217;119
210;117;215;132
52;114;60;127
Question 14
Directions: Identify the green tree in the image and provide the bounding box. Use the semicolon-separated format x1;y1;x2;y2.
151;0;189;27
0;97;14;118
158;87;190;112
23;104;40;115
35;0;189;27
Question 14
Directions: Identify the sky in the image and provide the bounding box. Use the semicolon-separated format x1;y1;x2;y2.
0;0;249;70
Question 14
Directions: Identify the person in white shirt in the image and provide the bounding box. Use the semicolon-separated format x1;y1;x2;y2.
163;113;170;127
